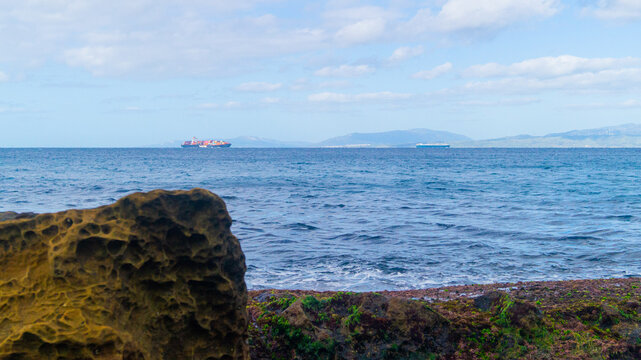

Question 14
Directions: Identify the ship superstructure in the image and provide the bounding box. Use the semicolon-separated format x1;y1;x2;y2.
181;137;231;148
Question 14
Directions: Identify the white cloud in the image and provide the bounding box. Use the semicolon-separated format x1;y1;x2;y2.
451;55;641;95
323;5;395;24
583;0;641;21
458;97;540;106
319;80;351;89
0;0;567;78
461;68;641;93
261;97;280;104
413;62;453;79
63;46;124;75
289;78;352;91
315;64;374;77
198;103;218;109
236;82;282;92
324;5;397;45
464;55;641;78
198;101;242;109
224;101;242;108
0;71;7;82
0;1;329;76
308;91;412;103
403;0;560;34
389;46;424;62
289;78;311;91
335;18;386;45
621;99;641;107
565;99;641;109
0;104;24;113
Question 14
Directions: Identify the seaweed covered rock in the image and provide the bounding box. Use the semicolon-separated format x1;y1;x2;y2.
0;189;248;359
248;291;456;359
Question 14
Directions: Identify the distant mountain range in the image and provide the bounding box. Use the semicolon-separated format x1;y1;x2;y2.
224;136;310;148
157;123;641;148
317;129;470;147
454;123;641;148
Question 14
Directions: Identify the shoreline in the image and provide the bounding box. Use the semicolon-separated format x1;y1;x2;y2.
3;192;641;359
250;277;641;301
248;277;641;359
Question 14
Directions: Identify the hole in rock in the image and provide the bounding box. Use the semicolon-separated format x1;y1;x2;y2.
23;230;37;242
101;224;112;234
41;225;59;237
84;223;100;234
107;240;126;255
76;237;108;262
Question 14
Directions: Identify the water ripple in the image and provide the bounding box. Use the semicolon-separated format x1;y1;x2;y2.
2;148;641;291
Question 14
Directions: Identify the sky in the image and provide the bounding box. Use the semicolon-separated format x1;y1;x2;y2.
1;0;641;146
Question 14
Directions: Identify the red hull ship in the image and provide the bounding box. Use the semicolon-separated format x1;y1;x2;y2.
181;137;231;148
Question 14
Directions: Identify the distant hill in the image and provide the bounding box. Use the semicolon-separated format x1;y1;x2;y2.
317;129;471;148
454;123;641;148
225;136;311;148
545;123;641;140
151;123;641;148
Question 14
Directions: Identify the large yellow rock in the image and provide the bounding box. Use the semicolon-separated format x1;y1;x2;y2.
0;189;248;359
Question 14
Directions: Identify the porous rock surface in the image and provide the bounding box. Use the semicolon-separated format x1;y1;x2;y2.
0;189;248;359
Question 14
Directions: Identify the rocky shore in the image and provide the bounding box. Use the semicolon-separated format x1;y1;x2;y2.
248;278;641;359
2;190;640;359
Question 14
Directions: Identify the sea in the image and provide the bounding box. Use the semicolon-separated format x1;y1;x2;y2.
1;148;640;291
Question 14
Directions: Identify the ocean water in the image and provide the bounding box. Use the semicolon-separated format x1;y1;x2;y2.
1;148;640;291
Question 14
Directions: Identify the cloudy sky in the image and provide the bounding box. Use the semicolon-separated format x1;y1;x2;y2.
1;0;641;146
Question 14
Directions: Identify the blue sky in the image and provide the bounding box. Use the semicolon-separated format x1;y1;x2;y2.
1;0;641;146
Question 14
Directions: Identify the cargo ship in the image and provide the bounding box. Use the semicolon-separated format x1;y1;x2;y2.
181;137;231;148
416;143;450;148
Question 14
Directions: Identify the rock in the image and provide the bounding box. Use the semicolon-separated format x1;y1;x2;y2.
0;189;248;359
505;300;542;329
385;296;455;355
282;299;314;328
473;291;506;312
250;292;456;359
0;211;37;221
600;304;622;329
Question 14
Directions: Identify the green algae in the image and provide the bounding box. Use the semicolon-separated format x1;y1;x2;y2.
345;305;362;327
249;292;453;359
249;279;641;359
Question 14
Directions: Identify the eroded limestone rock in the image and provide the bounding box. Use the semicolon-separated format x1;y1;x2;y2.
0;189;248;359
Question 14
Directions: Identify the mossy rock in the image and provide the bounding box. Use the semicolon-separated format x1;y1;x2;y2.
249;292;455;359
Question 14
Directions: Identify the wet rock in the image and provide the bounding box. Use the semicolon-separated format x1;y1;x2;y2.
254;292;277;303
0;189;248;359
249;292;456;359
505;300;542;329
0;211;37;221
282;299;314;329
473;291;507;312
600;304;623;329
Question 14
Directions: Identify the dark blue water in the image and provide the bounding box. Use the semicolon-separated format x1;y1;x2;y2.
1;148;640;291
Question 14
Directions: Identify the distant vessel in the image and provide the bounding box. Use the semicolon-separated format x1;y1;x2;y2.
181;137;231;148
416;143;450;148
